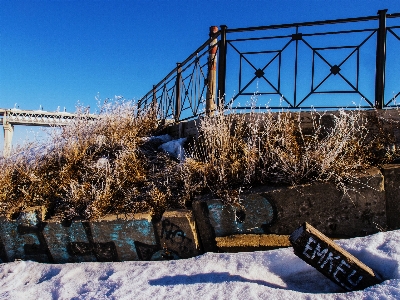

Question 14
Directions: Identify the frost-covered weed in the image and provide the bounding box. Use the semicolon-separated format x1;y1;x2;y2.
182;107;398;207
0;100;185;220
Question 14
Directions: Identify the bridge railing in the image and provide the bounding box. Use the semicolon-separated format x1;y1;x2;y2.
140;9;400;122
0;109;76;127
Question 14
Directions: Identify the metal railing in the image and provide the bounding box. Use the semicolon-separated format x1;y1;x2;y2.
138;27;221;122
140;9;400;121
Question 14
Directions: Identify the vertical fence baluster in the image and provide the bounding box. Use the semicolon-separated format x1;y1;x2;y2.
175;63;182;122
151;85;157;119
375;9;388;109
206;26;219;115
217;25;227;109
294;26;299;108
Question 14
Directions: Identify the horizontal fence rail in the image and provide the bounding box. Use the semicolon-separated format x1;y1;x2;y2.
140;9;400;121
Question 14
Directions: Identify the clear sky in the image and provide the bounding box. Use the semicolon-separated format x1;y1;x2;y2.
1;0;400;151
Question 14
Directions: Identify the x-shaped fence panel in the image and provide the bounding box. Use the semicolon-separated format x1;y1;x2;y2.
141;11;400;121
223;12;400;111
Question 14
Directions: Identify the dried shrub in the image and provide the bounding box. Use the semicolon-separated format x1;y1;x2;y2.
0;100;185;220
182;106;398;207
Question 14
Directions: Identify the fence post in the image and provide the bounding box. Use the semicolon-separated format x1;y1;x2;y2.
375;9;388;109
206;26;218;115
151;85;157;117
175;63;182;122
217;25;227;109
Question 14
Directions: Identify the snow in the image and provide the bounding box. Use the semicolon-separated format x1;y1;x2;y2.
159;137;187;160
143;134;173;144
1;230;400;299
142;134;187;160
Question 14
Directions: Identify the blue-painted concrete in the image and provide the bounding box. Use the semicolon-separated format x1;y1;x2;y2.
91;218;157;261
42;221;97;263
207;194;275;236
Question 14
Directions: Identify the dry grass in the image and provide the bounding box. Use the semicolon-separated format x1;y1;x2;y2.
0;101;185;220
0;100;397;220
182;106;398;207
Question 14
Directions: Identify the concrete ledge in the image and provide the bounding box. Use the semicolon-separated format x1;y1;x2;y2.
263;167;386;237
153;210;201;259
193;168;386;241
216;234;290;252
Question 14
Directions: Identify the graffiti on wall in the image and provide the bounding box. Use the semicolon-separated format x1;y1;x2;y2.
160;219;194;258
0;210;198;263
207;194;277;237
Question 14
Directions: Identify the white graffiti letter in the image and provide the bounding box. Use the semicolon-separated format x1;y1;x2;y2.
311;243;328;263
333;260;352;290
320;252;340;273
303;237;317;258
347;269;363;287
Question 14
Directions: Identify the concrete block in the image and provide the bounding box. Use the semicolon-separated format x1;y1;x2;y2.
42;220;96;263
192;201;218;253
290;222;382;291
263;168;386;237
90;213;157;261
154;209;201;259
206;194;275;237
0;207;51;262
381;164;400;229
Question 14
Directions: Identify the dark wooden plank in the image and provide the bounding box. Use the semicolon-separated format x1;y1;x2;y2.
289;222;382;291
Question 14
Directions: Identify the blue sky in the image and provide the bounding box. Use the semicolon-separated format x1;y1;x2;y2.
1;0;400;151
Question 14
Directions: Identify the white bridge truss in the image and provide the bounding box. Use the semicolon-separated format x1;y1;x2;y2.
0;108;95;158
0;108;77;126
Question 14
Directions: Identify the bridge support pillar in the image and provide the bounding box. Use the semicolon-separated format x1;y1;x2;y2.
3;123;14;158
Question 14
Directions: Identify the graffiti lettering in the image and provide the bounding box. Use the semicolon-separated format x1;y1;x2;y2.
66;222;119;262
303;236;363;290
17;224;54;263
134;241;160;260
161;219;192;255
0;213;196;263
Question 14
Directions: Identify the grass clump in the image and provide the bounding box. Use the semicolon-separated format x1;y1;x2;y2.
182;106;398;207
0;101;185;220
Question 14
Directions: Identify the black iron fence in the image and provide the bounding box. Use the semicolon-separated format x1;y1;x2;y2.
139;9;400;121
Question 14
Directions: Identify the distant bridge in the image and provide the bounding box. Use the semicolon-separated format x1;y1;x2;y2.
0;108;94;158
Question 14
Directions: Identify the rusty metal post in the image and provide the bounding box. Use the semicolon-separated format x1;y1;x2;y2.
206;26;218;115
152;85;157;107
217;25;227;109
151;85;158;118
175;63;182;122
375;9;387;109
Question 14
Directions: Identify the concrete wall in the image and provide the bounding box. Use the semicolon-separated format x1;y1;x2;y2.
164;110;400;144
0;164;399;263
0;209;200;263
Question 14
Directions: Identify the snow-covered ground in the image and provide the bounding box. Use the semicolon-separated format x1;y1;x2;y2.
0;230;399;299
